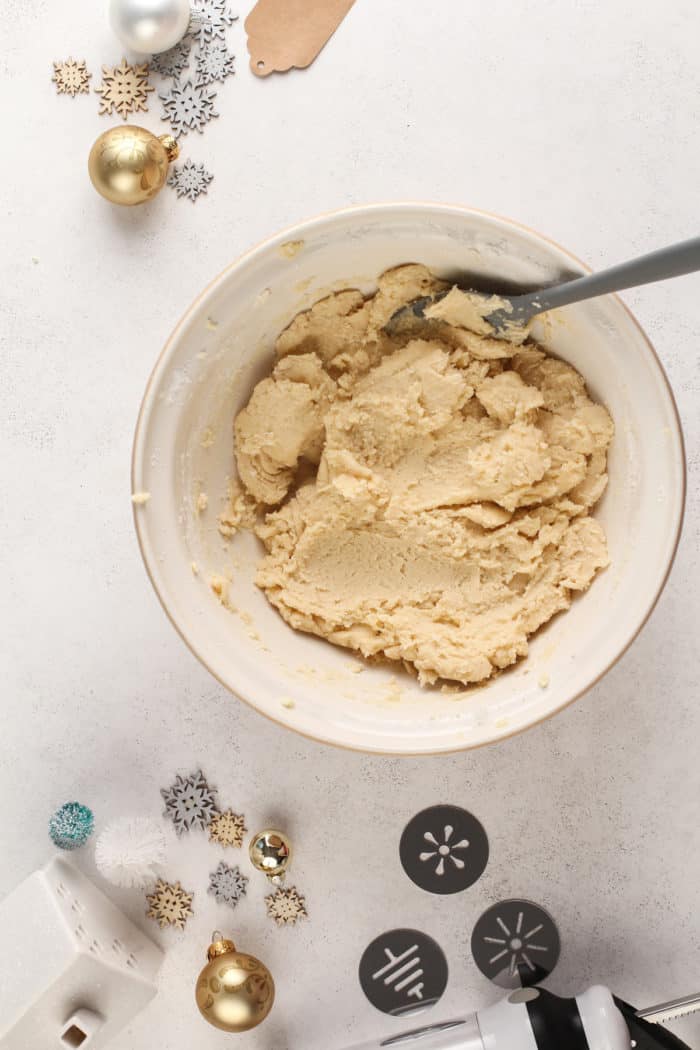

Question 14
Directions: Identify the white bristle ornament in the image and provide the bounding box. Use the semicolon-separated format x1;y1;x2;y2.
95;816;167;889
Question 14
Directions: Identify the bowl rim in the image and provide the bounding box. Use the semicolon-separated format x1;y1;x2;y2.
132;200;687;756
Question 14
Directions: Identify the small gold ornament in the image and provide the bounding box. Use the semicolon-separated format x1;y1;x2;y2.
249;828;292;884
88;125;179;206
195;931;275;1033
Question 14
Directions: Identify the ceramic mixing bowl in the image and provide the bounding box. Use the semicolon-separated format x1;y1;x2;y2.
132;203;685;754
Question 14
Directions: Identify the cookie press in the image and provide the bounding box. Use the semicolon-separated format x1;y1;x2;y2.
343;985;700;1050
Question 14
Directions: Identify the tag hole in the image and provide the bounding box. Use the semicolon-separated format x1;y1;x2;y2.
257;60;265;69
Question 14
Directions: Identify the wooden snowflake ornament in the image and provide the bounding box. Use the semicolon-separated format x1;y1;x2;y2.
161;769;218;834
208;862;248;908
209;809;246;847
265;886;307;927
52;58;91;97
96;58;154;120
191;0;237;44
146;879;194;929
195;42;236;86
160;79;218;136
150;39;191;78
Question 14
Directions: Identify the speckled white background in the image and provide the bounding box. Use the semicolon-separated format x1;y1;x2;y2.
2;1;699;1047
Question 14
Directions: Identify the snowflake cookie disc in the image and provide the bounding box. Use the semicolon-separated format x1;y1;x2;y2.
160;79;219;136
161;769;218;834
265;886;307;927
209;808;246;847
146;879;194;929
96;58;154;120
168;160;214;202
52;58;91;97
208;861;248;908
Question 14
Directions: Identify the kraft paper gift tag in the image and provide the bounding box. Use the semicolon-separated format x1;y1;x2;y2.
245;0;355;77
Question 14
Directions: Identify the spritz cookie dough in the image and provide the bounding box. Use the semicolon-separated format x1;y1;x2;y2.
225;265;613;686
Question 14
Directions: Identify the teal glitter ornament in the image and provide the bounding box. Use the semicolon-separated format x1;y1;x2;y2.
49;802;94;850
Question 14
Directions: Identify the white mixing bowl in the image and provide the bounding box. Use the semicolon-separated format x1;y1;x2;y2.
132;204;685;754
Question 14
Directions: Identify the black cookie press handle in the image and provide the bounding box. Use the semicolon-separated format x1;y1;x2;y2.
519;987;696;1050
614;998;694;1050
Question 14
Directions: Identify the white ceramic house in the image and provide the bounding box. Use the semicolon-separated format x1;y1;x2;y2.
0;856;162;1049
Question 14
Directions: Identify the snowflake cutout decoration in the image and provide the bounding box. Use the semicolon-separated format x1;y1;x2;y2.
160;79;219;136
146;879;194;929
52;58;91;97
419;823;469;877
195;42;236;86
161;769;218;834
483;912;549;978
168;159;214;202
150;39;191;78
208;861;248;908
190;0;237;44
265;886;307;927
95;57;154;120
209;808;246;847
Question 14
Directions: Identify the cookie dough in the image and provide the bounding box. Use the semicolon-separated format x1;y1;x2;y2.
225;265;613;686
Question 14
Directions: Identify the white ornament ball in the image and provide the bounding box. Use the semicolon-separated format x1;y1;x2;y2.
95;816;167;889
109;0;191;54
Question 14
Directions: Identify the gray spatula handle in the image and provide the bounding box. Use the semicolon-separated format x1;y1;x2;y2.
522;235;700;315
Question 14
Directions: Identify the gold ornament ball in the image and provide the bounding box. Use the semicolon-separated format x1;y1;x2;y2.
88;125;179;206
195;933;275;1033
249;828;293;883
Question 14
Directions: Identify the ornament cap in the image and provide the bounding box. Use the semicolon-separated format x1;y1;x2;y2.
207;931;236;960
158;134;180;162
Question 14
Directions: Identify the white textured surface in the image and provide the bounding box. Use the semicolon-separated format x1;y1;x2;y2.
1;2;699;1049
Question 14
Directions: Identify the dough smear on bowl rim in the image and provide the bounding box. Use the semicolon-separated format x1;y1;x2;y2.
220;264;614;687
